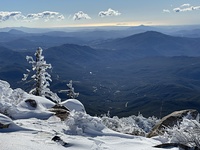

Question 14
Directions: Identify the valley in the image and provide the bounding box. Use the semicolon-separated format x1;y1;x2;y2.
1;26;200;117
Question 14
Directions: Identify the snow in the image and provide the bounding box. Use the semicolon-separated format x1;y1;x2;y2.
0;108;179;150
101;114;158;136
0;113;13;125
0;113;32;132
61;99;86;113
0;79;179;150
17;94;55;110
0;116;178;150
10;94;56;120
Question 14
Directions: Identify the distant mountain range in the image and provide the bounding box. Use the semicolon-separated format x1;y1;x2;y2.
1;29;200;117
93;31;200;57
0;31;85;51
1;25;200;50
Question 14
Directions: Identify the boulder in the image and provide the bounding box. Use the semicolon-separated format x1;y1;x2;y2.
25;99;37;108
147;109;199;138
48;104;70;121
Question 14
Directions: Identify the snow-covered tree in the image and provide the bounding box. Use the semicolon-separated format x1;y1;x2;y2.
65;111;104;135
163;118;200;149
101;113;158;136
59;80;79;99
23;47;60;103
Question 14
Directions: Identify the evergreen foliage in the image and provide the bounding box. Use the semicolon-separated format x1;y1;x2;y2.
23;47;60;103
59;80;79;99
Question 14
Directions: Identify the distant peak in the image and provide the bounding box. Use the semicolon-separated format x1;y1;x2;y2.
8;29;26;34
144;31;162;34
139;24;145;27
140;31;166;36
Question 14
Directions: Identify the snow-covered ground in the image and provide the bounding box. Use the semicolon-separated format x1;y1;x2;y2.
0;115;178;150
0;80;180;150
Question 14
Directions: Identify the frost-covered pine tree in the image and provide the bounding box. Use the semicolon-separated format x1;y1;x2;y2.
59;80;79;99
67;80;79;99
23;47;60;103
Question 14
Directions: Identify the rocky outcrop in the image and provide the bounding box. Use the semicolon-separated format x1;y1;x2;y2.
48;104;70;121
0;123;9;129
154;143;195;150
52;135;69;147
147;109;199;138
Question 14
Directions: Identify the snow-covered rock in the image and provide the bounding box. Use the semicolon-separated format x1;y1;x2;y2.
0;79;56;120
0;113;13;128
11;94;56;119
61;99;85;113
0;80;27;118
0;113;30;132
18;94;56;110
147;109;198;138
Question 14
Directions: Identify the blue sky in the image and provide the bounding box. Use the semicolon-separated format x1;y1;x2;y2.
0;0;200;28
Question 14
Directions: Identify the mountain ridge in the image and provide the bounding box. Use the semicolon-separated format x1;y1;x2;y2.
94;31;200;57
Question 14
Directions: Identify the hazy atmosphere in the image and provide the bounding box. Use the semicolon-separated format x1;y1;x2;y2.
0;0;200;28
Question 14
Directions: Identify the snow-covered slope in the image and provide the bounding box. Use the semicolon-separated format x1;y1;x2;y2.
0;115;178;150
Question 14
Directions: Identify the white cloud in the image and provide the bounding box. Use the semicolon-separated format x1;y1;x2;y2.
180;4;190;7
173;4;200;12
0;11;22;22
173;7;181;12
57;15;65;21
193;6;200;10
99;8;121;17
163;9;170;13
0;11;65;22
25;11;64;22
73;11;91;20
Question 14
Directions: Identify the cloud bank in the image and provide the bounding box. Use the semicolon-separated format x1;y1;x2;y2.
25;11;65;22
173;4;200;12
0;11;22;21
0;11;65;22
99;8;121;17
73;11;91;20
